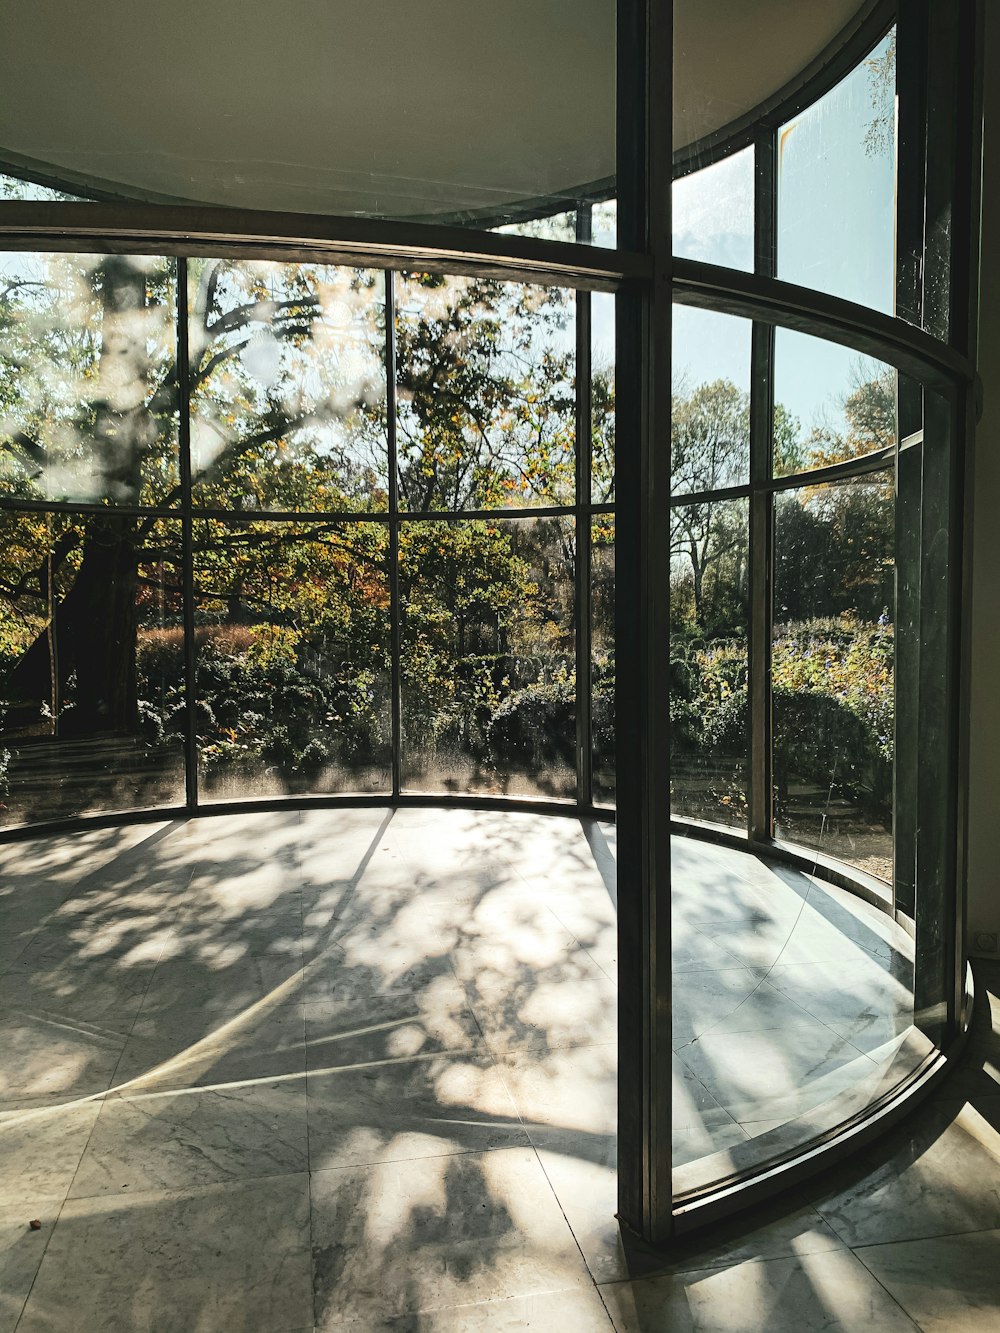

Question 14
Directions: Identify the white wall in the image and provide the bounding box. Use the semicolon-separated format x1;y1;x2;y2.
966;4;1000;952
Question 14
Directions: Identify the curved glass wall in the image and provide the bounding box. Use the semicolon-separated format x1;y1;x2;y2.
0;0;979;1246
669;311;913;1189
662;0;975;1217
0;254;615;826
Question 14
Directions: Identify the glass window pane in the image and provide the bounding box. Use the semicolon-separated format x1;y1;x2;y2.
672;307;752;494
778;32;896;312
669;497;749;827
190;261;388;512
592;292;615;503
0;512;185;826
493;212;578;243
395;275;575;512
0;173;85;201
192;519;391;800
673;147;754;271
591;199;617;250
774;330;898;476
592;514;615;805
0;253;178;506
773;472;895;879
400;517;575;798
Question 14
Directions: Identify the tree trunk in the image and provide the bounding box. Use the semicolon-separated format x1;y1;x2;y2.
6;514;140;736
3;257;150;738
691;557;704;625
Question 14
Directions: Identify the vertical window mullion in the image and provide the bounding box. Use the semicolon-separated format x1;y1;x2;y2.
176;256;198;814
576;205;594;807
385;269;402;799
748;126;777;844
894;5;926;924
614;0;673;1247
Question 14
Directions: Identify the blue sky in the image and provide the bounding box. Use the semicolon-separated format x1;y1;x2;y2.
672;33;896;442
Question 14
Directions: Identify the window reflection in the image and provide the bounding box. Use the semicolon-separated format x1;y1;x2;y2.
591;199;617;250
592;292;615;504
673;147;754;272
0;252;178;505
190;260;388;513
0;174;85;201
592;514;615;805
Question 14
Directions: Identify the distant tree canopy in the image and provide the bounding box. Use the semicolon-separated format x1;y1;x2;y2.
669;367;895;637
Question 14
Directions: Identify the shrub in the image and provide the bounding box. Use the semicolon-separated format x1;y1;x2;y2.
136;630;390;785
662;614;893;823
488;677;575;769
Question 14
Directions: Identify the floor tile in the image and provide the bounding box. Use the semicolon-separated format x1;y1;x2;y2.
599;1247;918;1332
18;1172;313;1333
671;1116;750;1168
3;808;977;1333
310;1147;592;1326
0;899;61;976
305;987;484;1067
764;956;914;1053
0;1196;61;1333
670;967;766;1045
673;972;835;1046
811;1097;1000;1246
0;953;152;1037
183;858;302;920
307;1053;528;1171
677;1025;876;1125
670;925;752;975
451;885;582;958
325;1286;615;1330
298;941;460;1006
534;1137;621;1281
0;1099;102;1207
156;908;305;967
0;823;173;892
112;1000;306;1094
543;1132;849;1289
138;947;304;1021
69;1081;308;1197
0;1008;125;1100
704;886;902;973
458;950;617;1056
532;1129;805;1286
672;1055;730;1130
854;1227;1000;1331
494;1043;617;1142
653;1198;849;1278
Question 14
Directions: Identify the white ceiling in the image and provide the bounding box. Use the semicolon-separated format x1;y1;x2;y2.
0;0;871;218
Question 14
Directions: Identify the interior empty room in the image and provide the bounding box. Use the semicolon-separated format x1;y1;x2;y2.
1;1;1000;1329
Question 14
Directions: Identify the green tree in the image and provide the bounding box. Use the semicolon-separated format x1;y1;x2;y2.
394;273;574;512
670;379;752;629
0;252;580;811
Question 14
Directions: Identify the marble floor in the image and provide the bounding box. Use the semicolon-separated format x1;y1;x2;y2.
0;807;992;1331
